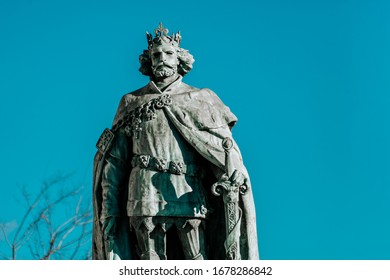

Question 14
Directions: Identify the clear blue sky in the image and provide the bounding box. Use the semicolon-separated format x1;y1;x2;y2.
1;0;390;259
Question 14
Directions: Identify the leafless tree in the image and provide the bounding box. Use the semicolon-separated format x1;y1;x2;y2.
0;174;93;260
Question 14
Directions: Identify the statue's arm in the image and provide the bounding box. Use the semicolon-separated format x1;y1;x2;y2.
100;127;131;237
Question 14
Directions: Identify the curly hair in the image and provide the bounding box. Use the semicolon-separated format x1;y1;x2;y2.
138;47;195;77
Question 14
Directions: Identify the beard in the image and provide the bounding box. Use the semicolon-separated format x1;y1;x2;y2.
152;65;177;78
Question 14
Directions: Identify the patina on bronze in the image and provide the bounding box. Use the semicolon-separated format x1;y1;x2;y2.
211;137;249;260
92;23;259;260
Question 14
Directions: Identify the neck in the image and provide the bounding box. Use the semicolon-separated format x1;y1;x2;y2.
153;73;179;91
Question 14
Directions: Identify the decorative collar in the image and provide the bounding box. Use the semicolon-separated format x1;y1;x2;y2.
148;75;183;94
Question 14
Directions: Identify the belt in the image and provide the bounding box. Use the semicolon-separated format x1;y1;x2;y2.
131;154;202;177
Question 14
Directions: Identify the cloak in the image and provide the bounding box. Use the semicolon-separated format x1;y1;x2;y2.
92;79;259;260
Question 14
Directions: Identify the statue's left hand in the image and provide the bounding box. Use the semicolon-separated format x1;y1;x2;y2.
221;169;248;187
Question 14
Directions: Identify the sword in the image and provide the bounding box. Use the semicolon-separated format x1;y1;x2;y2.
211;137;248;260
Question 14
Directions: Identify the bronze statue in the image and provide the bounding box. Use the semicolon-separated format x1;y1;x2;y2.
93;23;258;260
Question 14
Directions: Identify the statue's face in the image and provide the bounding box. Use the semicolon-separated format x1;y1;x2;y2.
150;44;179;78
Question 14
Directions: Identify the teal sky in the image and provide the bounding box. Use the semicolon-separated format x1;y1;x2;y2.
1;0;390;259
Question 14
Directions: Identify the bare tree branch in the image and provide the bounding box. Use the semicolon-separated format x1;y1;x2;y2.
0;174;92;260
0;224;12;248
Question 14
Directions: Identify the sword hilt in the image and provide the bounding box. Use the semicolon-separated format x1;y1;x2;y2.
222;137;234;177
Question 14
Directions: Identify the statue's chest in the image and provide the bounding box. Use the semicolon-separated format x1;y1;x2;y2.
124;94;172;140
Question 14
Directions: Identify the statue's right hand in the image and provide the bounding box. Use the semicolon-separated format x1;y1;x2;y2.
102;217;117;240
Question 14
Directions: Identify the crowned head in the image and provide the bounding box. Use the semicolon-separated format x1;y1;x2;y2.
147;22;181;50
139;23;194;78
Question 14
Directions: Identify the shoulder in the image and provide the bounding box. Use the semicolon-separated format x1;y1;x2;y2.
111;85;149;127
179;82;200;92
121;85;149;105
179;85;226;107
171;85;238;129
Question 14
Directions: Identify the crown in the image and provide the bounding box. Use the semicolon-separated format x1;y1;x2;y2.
146;23;181;49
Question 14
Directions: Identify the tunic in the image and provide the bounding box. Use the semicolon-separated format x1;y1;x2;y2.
128;81;208;218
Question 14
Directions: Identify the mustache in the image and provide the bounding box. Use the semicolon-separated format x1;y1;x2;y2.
152;62;175;70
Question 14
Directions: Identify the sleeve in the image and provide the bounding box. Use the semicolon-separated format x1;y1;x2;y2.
100;96;132;222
